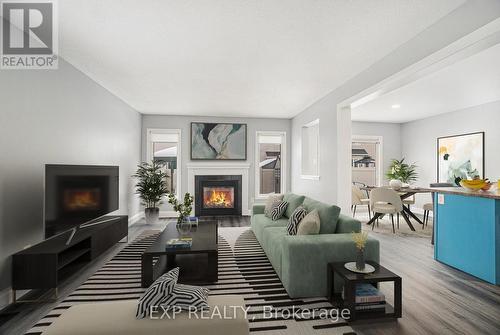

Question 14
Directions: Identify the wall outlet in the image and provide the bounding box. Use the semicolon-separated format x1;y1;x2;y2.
438;194;445;205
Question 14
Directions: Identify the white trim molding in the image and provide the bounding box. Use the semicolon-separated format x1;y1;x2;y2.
187;162;251;215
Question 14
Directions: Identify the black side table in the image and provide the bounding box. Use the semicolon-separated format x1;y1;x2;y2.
327;261;402;322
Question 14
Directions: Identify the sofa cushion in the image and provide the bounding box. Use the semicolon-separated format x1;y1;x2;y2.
251;214;288;242
283;193;305;218
270;201;288;220
161;284;209;311
136;267;178;318
287;206;307;235
261;226;288;277
43;296;249;335
303;198;340;234
296;209;320;235
264;194;283;217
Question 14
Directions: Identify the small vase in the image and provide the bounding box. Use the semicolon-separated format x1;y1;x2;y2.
356;249;366;271
177;217;192;237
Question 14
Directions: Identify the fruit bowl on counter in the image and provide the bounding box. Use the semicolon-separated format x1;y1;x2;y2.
459;179;492;191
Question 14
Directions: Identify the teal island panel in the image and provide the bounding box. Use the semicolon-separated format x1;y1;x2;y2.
434;193;499;284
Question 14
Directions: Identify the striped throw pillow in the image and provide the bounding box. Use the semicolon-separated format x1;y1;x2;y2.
287;206;308;235
271;201;288;221
136;267;179;319
161;284;209;311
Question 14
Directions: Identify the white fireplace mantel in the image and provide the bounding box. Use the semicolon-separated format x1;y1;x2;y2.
186;162;251;215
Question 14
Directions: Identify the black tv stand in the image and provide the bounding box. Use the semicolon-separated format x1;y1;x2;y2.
12;215;128;303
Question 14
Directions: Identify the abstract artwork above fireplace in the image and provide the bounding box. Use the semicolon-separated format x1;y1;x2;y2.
191;122;247;160
195;175;242;216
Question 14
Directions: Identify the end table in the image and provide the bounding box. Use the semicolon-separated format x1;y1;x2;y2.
327;261;402;322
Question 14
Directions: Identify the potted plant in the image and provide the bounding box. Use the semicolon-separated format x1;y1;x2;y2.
133;161;169;225
168;192;194;226
386;158;418;189
352;231;369;270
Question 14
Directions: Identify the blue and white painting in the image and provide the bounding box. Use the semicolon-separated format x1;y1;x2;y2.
191;123;247;160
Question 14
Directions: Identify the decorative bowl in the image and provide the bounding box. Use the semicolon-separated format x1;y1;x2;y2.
459;179;488;191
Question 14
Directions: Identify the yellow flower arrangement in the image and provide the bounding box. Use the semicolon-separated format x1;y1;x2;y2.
352;231;369;250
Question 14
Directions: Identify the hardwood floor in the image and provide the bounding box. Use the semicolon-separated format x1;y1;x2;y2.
352;213;500;335
1;215;499;335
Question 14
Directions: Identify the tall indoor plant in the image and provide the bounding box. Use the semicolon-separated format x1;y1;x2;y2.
133;161;169;225
386;158;418;189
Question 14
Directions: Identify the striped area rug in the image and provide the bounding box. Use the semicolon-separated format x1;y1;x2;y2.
26;227;354;335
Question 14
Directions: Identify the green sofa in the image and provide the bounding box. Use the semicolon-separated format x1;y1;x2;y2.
251;193;380;298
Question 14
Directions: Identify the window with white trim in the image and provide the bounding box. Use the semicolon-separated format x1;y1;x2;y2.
301;119;320;180
146;129;181;198
256;131;286;198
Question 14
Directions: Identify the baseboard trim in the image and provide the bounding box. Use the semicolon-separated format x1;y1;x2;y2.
128;212;143;225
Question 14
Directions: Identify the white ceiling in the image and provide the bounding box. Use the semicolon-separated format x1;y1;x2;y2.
351;42;500;123
58;0;465;118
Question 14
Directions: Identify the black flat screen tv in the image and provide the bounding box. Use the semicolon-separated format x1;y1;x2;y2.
44;164;119;238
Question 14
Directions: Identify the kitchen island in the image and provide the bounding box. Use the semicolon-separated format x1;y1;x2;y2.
430;187;500;285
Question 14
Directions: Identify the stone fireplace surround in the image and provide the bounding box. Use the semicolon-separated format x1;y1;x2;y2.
187;162;251;216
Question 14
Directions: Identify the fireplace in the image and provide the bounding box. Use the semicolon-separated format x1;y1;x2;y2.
57;176;110;220
195;175;242;216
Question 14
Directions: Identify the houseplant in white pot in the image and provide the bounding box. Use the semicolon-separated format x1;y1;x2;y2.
133;161;169;225
386;158;418;189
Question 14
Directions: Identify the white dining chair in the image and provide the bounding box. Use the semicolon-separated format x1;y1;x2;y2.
370;188;404;234
423;203;433;229
352;185;371;219
403;194;416;209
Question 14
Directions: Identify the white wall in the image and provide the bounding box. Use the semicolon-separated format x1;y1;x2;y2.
0;59;141;307
352;121;402;184
141;115;291;212
401;100;500;208
291;0;500;209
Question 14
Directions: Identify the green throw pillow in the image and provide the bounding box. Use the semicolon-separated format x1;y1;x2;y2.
283;193;305;218
302;197;341;234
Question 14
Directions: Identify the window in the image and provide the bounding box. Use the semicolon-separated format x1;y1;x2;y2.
255;131;286;198
146;129;181;198
301;119;320;180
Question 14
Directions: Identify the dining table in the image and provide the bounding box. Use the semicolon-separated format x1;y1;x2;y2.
360;186;433;231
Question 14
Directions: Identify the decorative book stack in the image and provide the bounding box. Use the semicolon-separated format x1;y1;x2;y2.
343;283;386;312
166;237;193;249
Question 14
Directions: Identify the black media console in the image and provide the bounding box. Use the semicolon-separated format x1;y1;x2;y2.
12;215;128;302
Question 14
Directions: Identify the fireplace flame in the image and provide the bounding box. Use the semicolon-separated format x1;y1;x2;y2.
204;189;233;208
64;189;100;210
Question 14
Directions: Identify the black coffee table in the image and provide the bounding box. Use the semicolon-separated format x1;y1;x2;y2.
327;261;402;322
141;220;218;287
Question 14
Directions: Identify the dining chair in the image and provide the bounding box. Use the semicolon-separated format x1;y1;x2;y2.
352;185;371;219
422;203;433;229
370;188;404;234
402;194;416;209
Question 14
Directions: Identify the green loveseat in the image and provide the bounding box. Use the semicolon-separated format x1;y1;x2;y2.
251;193;380;298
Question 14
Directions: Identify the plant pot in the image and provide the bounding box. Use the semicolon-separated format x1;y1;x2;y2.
145;207;160;225
356;249;366;271
389;179;403;190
